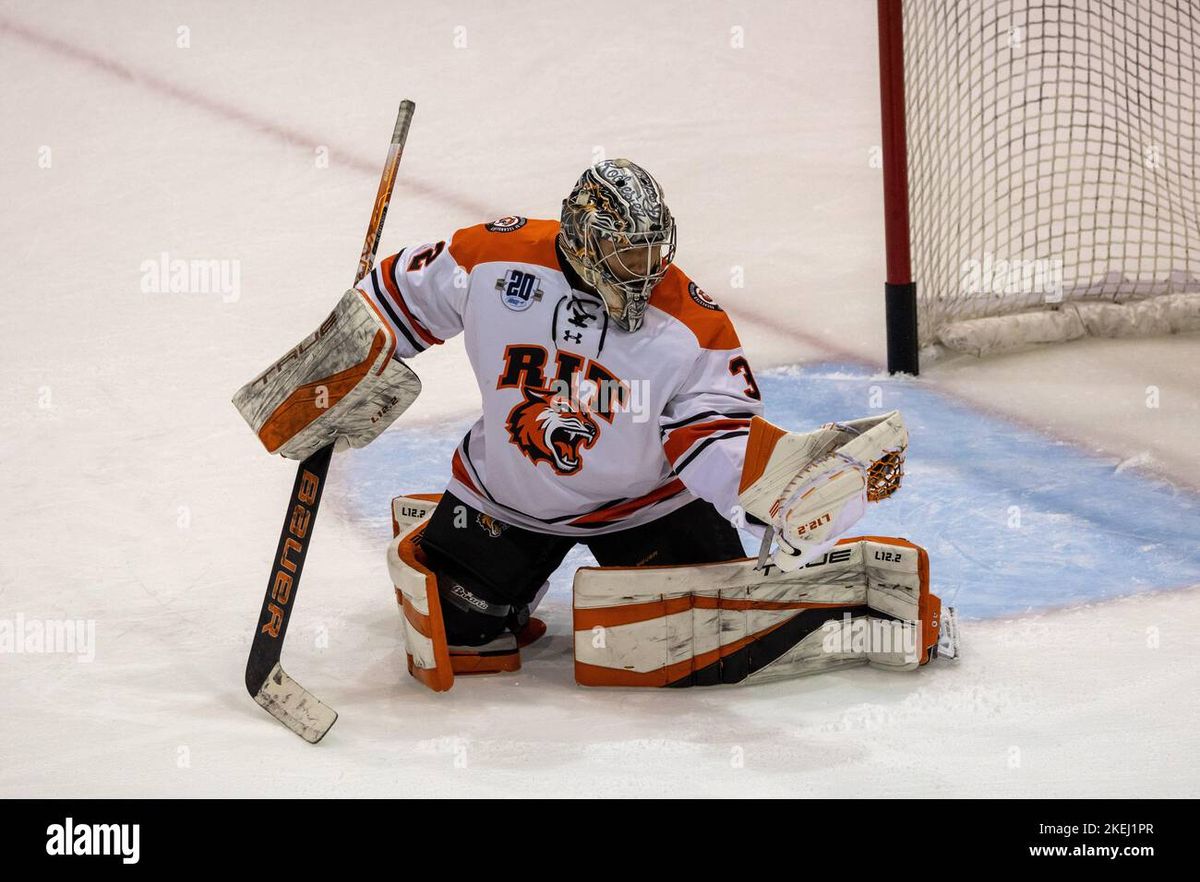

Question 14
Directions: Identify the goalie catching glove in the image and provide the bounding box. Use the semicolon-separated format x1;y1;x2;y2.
738;411;908;571
232;289;422;458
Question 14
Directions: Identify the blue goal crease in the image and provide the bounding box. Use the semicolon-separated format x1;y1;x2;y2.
336;361;1200;619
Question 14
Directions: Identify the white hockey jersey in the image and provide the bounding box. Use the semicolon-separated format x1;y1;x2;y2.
357;217;764;536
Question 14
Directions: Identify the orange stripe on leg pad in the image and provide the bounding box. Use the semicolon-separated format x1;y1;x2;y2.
574;595;852;630
395;524;454;692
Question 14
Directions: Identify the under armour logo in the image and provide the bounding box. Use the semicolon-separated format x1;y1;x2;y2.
563;331;582;344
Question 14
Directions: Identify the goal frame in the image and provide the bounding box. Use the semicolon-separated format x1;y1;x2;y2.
876;0;1200;370
877;0;920;375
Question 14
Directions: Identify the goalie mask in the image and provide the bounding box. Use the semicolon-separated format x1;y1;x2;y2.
558;158;677;333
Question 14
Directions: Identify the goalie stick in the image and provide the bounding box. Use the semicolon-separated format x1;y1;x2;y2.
244;100;416;743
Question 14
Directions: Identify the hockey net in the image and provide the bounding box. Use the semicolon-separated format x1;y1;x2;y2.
897;0;1200;355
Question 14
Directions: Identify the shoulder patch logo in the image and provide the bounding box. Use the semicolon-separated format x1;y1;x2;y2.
688;281;721;311
485;216;527;233
496;269;542;311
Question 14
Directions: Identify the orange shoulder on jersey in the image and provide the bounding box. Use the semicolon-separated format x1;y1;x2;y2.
447;218;563;274
648;266;742;351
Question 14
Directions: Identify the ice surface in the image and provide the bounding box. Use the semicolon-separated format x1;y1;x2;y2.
1;0;1197;797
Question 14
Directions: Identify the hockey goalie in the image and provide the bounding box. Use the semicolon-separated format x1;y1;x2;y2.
238;158;957;694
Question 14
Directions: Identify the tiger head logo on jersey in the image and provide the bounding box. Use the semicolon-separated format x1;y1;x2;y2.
505;385;599;475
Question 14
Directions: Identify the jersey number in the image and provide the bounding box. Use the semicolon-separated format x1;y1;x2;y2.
729;356;761;400
407;241;445;272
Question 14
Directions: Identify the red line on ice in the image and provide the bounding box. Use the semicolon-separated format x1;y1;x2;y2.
0;14;860;364
0;14;486;216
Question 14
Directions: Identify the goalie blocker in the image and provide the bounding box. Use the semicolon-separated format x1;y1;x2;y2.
232;287;422;460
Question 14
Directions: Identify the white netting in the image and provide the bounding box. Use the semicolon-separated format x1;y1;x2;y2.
903;0;1200;350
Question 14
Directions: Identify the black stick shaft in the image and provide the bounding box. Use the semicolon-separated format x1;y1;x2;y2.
245;443;333;693
244;101;416;700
